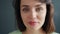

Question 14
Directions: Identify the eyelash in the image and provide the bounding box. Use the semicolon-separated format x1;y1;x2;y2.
22;7;43;12
22;8;29;12
36;7;43;12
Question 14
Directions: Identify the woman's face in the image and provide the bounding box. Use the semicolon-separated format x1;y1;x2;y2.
20;0;47;30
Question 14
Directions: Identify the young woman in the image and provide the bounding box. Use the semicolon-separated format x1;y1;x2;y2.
9;0;59;34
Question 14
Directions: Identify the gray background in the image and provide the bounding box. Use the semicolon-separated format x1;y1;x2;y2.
0;0;60;34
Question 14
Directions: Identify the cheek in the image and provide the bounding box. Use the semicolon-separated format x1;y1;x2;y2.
21;13;28;23
38;11;46;22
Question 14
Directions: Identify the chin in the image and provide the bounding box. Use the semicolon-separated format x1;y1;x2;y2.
28;26;42;31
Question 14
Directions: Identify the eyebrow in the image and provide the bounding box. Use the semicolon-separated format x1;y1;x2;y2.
35;5;41;7
21;5;29;7
21;4;42;7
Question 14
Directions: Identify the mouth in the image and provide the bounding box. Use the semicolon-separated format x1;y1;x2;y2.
28;21;39;26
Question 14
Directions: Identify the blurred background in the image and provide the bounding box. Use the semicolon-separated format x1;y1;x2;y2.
0;0;60;34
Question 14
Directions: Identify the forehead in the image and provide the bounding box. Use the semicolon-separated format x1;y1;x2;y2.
21;0;39;4
21;0;39;2
21;0;46;6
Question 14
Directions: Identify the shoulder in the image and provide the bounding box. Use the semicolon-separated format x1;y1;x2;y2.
50;32;60;34
8;30;22;34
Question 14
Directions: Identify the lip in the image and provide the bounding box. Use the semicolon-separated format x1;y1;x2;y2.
28;21;38;26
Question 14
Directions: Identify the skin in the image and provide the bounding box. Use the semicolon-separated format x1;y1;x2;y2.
20;0;47;34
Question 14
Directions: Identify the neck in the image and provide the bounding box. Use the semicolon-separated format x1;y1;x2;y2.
22;28;46;34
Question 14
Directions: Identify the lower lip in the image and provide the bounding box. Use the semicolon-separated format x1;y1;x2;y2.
29;22;38;26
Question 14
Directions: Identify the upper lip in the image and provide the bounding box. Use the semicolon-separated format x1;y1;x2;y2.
29;21;38;23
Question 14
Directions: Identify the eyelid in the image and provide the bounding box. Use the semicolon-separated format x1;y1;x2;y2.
22;7;30;11
36;7;43;9
35;7;43;12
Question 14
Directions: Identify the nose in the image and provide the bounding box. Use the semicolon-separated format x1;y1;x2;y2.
30;8;37;19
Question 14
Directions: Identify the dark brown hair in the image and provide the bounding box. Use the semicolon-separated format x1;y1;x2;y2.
13;0;55;33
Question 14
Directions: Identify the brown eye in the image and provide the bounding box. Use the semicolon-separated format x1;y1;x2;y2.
22;8;29;12
36;7;43;12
